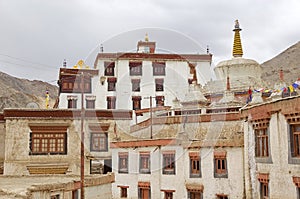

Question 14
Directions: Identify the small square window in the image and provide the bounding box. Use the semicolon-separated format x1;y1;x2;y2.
104;61;115;76
155;96;165;107
153;62;166;76
129;62;142;76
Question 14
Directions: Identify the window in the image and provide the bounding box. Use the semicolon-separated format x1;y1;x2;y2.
156;96;165;107
140;152;150;174
90;133;108;151
60;76;91;93
293;177;300;199
162;151;175;175
189;152;201;178
107;77;117;91
86;96;96;109
86;99;95;109
261;182;269;199
138;182;151;199
72;189;79;199
290;124;300;157
187;190;202;199
51;194;60;199
153;62;166;76
132;79;141;92
29;126;68;155
258;173;269;199
118;186;129;198
132;96;142;110
67;96;78;108
129;61;142;76
162;190;174;199
255;128;269;157
155;78;164;91
119;152;128;173
107;96;116;109
214;150;227;178
104;61;115;76
216;194;228;199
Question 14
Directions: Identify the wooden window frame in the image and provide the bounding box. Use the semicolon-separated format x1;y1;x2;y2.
153;62;166;76
107;96;116;109
214;151;228;178
255;128;269;157
162;152;175;175
155;96;165;107
67;97;77;109
29;126;67;155
90;132;108;152
216;194;228;199
189;152;201;178
120;187;128;198
86;99;95;109
138;182;151;199
129;62;142;76
291;124;300;157
118;153;129;174
107;77;117;91
163;191;174;199
139;152;151;174
132;79;141;92
132;96;142;110
187;190;202;199
155;78;164;92
104;61;115;76
261;182;269;199
60;76;91;93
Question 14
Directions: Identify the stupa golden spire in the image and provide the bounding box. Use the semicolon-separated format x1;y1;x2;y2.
232;20;243;57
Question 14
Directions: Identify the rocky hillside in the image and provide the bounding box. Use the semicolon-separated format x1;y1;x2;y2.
261;41;300;86
0;72;58;111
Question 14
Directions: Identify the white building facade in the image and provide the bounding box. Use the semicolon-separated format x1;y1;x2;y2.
57;37;212;115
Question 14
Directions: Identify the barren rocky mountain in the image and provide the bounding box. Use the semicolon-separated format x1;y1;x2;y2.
0;72;58;111
261;41;300;86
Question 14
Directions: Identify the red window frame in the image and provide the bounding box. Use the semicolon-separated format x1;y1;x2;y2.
153;62;166;76
104;61;115;76
129;62;142;76
107;96;116;109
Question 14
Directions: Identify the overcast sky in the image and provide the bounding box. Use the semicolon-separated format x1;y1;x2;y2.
0;0;299;84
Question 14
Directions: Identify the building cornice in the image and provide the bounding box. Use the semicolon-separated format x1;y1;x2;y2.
3;109;132;120
94;53;212;67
